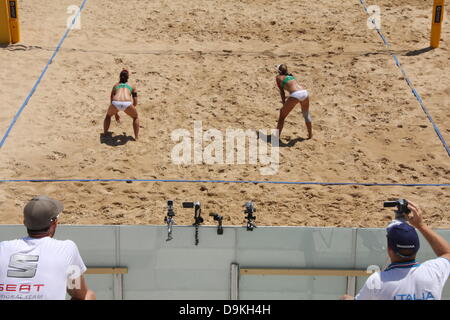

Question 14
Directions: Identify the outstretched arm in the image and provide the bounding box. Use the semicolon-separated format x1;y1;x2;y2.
276;77;286;104
407;200;450;260
279;88;286;105
110;85;116;104
110;84;120;122
132;86;138;107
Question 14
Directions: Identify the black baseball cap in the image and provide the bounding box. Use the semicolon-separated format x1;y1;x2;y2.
23;196;64;230
387;222;420;258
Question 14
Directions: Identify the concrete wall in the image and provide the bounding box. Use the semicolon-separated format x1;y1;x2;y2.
1;225;449;300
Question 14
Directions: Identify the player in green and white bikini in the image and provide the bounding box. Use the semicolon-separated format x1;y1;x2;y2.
103;69;140;140
275;64;312;140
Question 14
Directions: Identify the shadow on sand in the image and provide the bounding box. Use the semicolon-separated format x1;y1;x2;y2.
404;46;434;56
257;131;306;148
100;132;135;146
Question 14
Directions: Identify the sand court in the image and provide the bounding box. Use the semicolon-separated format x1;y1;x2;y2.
0;0;448;228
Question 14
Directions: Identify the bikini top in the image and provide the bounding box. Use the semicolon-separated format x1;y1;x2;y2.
281;75;296;90
115;83;133;93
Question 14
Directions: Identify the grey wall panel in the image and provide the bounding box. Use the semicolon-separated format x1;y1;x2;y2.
79;275;114;300
235;227;355;300
354;228;388;270
236;227;355;269
415;230;450;262
2;225;450;300
240;275;347;300
118;225;160;298
56;225;118;266
135;290;228;300
0;226;26;242
119;226;235;299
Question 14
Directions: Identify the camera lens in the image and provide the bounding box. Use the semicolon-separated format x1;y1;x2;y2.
383;201;397;208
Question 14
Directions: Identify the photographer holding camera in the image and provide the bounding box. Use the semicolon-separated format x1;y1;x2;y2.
342;200;450;300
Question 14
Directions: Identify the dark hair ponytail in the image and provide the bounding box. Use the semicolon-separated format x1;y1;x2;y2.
120;69;129;83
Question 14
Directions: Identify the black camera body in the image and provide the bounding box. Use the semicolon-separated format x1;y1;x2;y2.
182;201;195;209
245;201;256;215
383;199;411;220
165;200;175;219
210;213;223;222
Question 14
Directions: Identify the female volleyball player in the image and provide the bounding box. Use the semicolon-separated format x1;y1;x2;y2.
275;64;312;140
103;69;140;140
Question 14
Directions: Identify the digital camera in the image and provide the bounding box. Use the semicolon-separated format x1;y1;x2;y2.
383;199;411;220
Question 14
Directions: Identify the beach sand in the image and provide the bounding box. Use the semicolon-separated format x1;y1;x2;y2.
0;0;448;228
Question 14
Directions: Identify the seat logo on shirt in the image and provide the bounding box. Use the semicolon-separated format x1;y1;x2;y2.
7;254;39;278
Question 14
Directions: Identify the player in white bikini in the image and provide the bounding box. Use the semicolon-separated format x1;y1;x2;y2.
103;69;140;140
275;64;312;140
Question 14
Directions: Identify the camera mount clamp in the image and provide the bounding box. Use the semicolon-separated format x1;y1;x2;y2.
210;213;224;235
244;201;257;231
164;200;176;241
183;201;203;245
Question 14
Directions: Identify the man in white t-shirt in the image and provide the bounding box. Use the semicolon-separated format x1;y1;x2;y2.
0;196;96;300
341;200;450;300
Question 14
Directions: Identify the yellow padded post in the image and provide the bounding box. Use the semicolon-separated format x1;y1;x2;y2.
8;0;20;43
431;0;445;48
0;0;11;44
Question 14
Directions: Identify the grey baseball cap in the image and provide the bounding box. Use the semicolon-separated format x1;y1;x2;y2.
23;196;64;230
